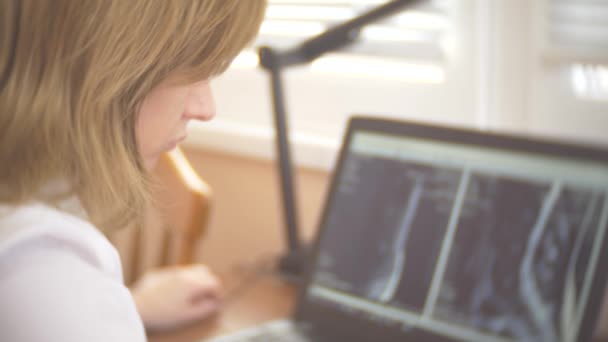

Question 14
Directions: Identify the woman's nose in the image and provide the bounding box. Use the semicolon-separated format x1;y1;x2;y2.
184;81;216;121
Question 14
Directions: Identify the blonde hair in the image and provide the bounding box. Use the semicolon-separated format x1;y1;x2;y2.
0;0;267;231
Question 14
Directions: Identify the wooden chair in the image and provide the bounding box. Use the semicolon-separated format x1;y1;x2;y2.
110;147;213;285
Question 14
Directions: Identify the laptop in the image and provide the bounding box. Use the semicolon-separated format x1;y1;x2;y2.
210;116;608;342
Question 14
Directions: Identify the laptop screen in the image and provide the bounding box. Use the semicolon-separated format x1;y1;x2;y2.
298;119;608;342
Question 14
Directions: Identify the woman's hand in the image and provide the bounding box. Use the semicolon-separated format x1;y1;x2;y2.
130;264;222;331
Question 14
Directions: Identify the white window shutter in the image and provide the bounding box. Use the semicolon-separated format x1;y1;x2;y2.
255;0;452;63
546;0;608;64
545;0;608;100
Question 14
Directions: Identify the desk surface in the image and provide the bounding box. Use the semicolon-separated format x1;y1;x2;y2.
148;272;608;342
148;273;297;342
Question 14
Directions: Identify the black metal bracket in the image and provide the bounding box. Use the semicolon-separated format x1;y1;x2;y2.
258;0;423;282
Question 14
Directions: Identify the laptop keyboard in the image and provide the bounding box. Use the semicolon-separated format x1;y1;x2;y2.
209;320;313;342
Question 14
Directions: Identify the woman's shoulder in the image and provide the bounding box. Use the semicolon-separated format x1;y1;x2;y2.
0;203;146;342
0;202;123;282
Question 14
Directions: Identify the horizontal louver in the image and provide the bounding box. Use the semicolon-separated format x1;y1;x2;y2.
254;0;452;62
547;0;608;63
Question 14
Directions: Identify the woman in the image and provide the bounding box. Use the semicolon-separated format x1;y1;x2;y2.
0;0;266;340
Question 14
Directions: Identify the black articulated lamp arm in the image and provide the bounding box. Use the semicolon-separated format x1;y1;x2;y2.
258;0;424;282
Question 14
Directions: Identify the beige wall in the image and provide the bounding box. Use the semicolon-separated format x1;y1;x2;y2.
183;147;330;272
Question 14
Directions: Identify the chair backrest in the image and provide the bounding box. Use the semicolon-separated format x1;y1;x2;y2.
110;147;212;285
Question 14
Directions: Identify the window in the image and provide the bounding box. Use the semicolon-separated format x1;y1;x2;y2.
254;0;449;66
189;1;474;169
231;0;452;84
546;0;608;101
519;0;608;144
570;64;608;101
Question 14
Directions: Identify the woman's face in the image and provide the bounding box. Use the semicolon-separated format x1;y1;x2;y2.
136;79;215;170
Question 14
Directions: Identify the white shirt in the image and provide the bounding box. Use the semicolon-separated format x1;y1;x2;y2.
0;203;146;342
